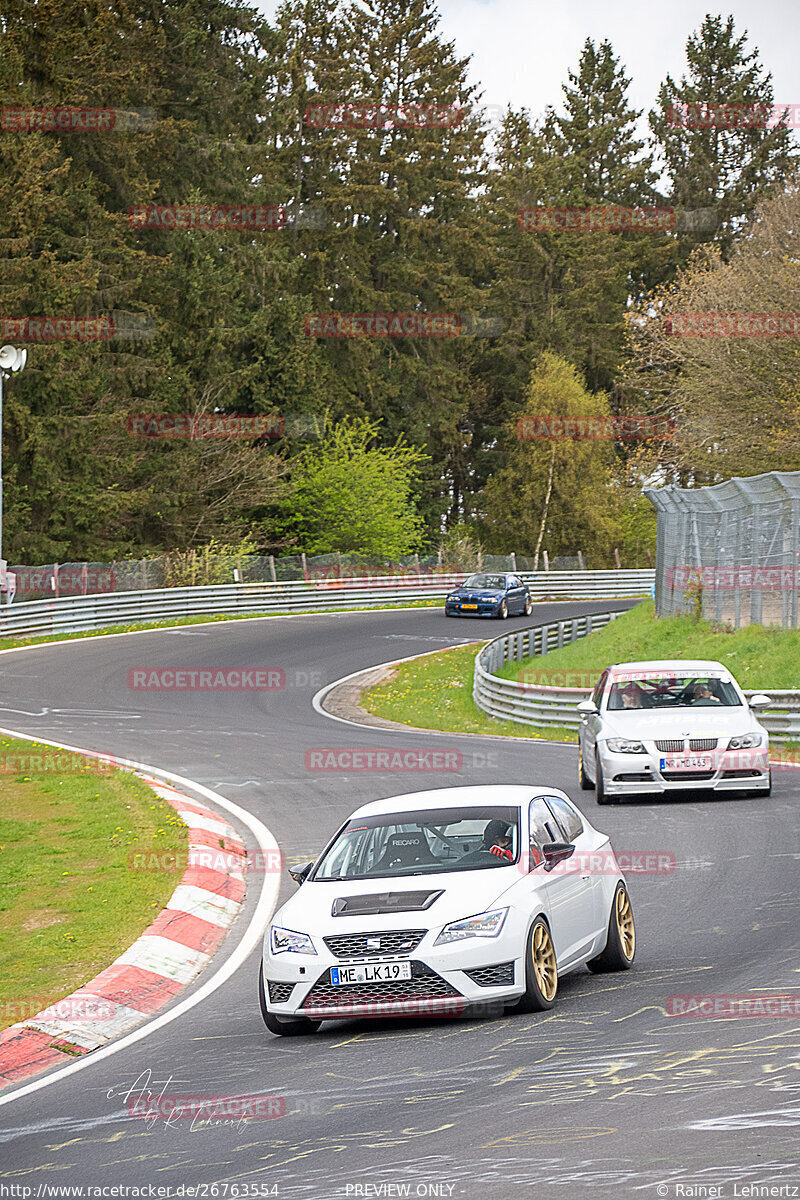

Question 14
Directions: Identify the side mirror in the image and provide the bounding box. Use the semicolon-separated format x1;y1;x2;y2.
577;699;598;716
748;693;772;710
542;842;575;872
289;861;313;885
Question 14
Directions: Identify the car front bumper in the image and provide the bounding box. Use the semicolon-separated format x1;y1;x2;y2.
445;602;502;617
598;743;770;795
262;922;528;1021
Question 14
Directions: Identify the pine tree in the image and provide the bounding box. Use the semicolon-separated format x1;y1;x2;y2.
277;0;490;534
649;14;798;256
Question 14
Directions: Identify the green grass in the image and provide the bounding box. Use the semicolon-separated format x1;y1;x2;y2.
497;600;800;690
0;737;187;1031
362;643;578;742
0;599;441;654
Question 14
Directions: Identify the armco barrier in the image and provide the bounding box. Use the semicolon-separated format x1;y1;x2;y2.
0;571;654;639
473;610;800;741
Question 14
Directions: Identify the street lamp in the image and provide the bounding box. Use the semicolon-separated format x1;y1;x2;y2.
0;344;27;570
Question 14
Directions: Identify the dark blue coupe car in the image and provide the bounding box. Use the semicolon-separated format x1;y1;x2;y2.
445;572;533;619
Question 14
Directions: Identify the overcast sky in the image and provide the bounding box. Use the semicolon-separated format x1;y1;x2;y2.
257;0;799;127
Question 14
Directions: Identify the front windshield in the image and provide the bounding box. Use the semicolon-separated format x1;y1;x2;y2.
607;675;742;710
463;574;506;590
312;806;520;881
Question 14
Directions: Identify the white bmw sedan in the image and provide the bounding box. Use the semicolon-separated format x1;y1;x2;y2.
577;659;772;804
259;785;635;1036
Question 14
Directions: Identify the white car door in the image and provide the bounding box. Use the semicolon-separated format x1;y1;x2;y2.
580;670;608;772
528;797;596;968
543;793;608;943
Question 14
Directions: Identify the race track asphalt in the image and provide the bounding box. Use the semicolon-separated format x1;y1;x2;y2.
0;599;798;1199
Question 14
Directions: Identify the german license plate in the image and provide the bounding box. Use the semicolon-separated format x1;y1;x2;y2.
461;603;478;610
660;755;713;771
330;961;412;986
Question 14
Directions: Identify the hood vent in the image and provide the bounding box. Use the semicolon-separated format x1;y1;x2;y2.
331;889;444;917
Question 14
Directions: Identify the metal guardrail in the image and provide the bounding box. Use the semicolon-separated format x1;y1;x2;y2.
521;569;654;600
473;609;800;742
473;611;622;728
0;570;655;639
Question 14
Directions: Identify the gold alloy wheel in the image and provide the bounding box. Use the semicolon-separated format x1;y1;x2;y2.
616;888;636;960
531;922;557;1001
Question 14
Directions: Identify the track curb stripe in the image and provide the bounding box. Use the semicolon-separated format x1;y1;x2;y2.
0;776;246;1086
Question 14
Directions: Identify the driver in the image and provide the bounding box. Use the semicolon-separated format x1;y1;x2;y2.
482;819;514;861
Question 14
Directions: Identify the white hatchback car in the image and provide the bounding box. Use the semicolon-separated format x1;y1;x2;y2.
577;659;772;803
259;785;635;1036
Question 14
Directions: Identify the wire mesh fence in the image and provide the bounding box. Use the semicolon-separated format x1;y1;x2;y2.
3;550;592;601
646;470;800;629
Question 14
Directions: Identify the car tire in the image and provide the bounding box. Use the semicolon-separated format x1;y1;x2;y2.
497;600;508;619
578;742;593;790
587;884;636;973
259;963;320;1037
595;752;613;805
524;596;533;616
517;917;558;1011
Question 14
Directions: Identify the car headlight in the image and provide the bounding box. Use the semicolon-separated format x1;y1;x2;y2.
727;733;763;749
606;738;647;754
434;907;508;946
270;926;317;955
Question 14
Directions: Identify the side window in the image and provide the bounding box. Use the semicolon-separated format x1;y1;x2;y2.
592;670;609;708
544;795;584;842
510;576;522;588
529;797;561;849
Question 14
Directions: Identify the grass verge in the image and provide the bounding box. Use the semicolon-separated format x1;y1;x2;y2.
0;737;187;1031
496;600;800;690
361;644;578;742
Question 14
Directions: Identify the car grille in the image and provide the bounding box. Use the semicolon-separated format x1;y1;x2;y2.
301;962;460;1009
661;770;715;781
267;980;295;1004
464;962;515;987
656;738;719;752
322;930;427;959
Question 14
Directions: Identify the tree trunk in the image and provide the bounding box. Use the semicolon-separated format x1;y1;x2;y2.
533;443;556;570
